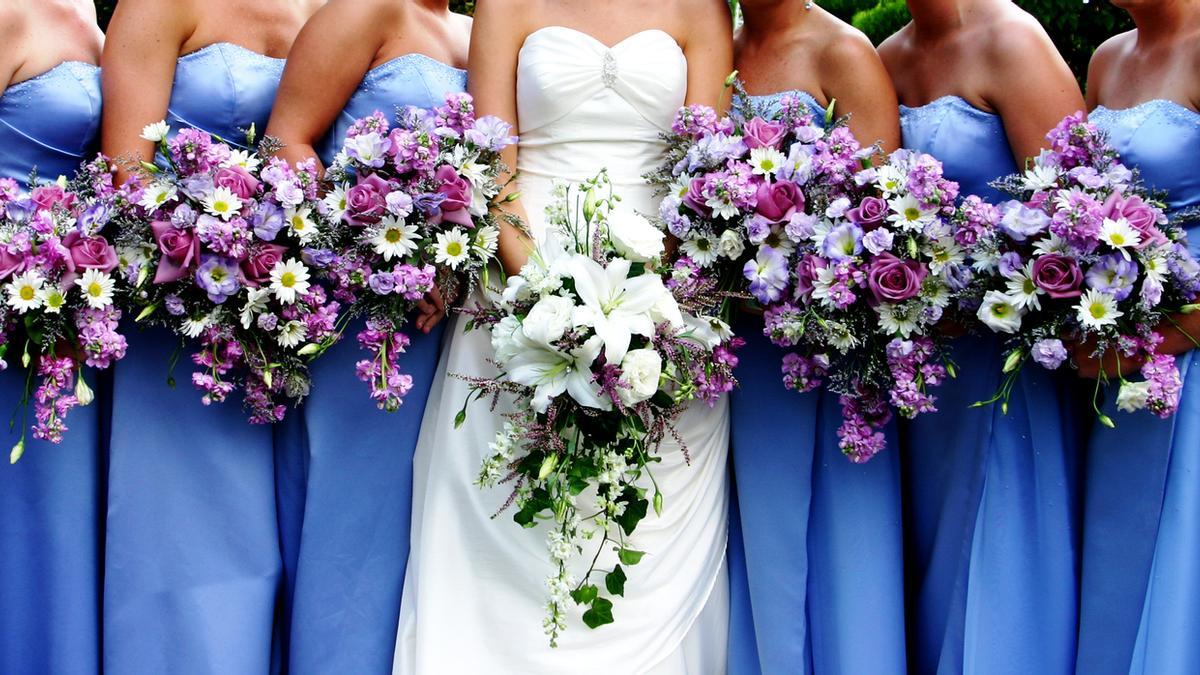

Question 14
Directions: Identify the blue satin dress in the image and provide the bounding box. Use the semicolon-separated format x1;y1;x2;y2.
727;90;907;675
1077;100;1200;675
272;54;465;675
103;44;286;674
0;61;103;675
899;96;1080;675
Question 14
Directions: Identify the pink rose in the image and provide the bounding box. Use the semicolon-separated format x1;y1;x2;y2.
0;246;26;281
743;117;787;150
683;176;710;216
755;180;805;222
31;185;70;212
847;196;887;229
432;165;473;228
1102;191;1167;249
345;174;392;225
151;220;200;283
214;166;261;200
1031;254;1083;298
62;230;118;273
866;253;928;304
238;243;287;288
793;254;827;300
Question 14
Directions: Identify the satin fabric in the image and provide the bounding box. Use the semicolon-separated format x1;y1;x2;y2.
1077;101;1200;675
394;27;730;673
0;61;104;675
103;44;286;674
899;95;1081;675
273;54;465;675
726;91;907;675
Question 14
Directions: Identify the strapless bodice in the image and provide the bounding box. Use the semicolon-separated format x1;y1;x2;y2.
167;43;285;148
745;89;825;123
515;27;686;186
900;95;1016;201
1091;100;1200;219
317;54;467;165
0;62;101;182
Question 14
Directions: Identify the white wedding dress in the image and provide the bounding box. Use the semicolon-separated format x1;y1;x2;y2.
393;26;730;674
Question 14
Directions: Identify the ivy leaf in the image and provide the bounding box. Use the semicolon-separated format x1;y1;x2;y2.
614;487;649;536
617;548;646;565
570;584;599;605
582;597;614;629
605;565;627;596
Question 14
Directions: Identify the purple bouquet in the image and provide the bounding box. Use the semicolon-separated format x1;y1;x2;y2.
120;123;343;423
0;158;129;460
318;93;516;410
651;97;960;462
958;112;1200;422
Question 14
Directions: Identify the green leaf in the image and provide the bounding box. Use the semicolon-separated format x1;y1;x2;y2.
605;565;627;596
617;548;646;565
613;488;649;536
581;597;614;629
570;584;599;605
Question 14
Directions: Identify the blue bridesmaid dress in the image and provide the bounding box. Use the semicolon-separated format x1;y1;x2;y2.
727;90;908;675
899;96;1080;675
0;61;103;675
273;54;466;674
103;43;286;674
1076;100;1200;675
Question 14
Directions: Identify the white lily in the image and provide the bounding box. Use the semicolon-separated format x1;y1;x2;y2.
569;254;665;364
506;335;607;413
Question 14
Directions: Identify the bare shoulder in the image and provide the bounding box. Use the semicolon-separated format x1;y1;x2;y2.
106;0;198;34
980;8;1061;69
875;21;913;66
677;0;733;31
0;1;28;36
816;19;881;72
1087;30;1133;78
474;0;539;22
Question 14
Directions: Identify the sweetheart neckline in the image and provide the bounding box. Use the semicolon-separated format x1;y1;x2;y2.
899;95;998;118
1093;99;1200;118
521;25;682;54
365;53;466;78
4;61;98;94
179;42;287;63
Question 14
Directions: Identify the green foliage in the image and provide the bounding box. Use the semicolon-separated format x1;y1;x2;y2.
92;1;476;27
851;0;910;44
450;0;476;14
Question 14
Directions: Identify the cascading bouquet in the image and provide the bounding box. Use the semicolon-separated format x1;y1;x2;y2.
650;96;961;462
466;172;739;644
119;122;342;423
0;158;130;461
318;93;515;410
957;112;1200;423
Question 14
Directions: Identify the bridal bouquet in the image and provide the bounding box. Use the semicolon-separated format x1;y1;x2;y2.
959;112;1200;422
122;123;342;423
319;93;515;410
651;98;959;461
467;173;739;644
0;158;129;460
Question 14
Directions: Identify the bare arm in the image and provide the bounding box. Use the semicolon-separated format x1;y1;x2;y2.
820;31;901;153
468;0;534;275
0;7;27;93
265;0;397;170
100;0;196;182
682;0;735;109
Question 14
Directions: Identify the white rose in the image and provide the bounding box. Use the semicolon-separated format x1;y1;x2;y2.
717;229;746;259
1116;380;1152;413
649;291;685;329
607;209;665;262
490;315;524;364
618;349;663;406
522;295;578;346
976;290;1024;334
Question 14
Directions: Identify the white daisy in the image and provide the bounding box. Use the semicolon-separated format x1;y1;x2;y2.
1141;246;1169;284
1033;233;1072;256
181;314;212;338
75;269;115;309
226;149;261;172
269;259;311;305
1004;261;1044;311
876;302;921;338
875;165;906;196
1100;217;1142;258
203;186;242;220
1076;289;1123;330
1021;161;1060;192
322;184;349;224
140;121;170;143
680;234;719;266
924;235;965;275
6;271;44;314
473;224;500;258
749;147;787;176
139;182;178;212
371;217;420;261
239;287;272;329
433;229;472;269
277;320;308;349
887;194;935;232
286;205;319;244
39;286;66;314
824;320;860;352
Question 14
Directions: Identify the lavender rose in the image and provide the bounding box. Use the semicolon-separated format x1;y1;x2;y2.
743;117;788;150
793;254;827;299
754;180;805;222
847;196;887;228
345;174;392;225
151;220;201;283
866;253;928;304
214;166;261;200
683;176;710;216
1031;254;1083;298
239;243;288;288
432;165;473;227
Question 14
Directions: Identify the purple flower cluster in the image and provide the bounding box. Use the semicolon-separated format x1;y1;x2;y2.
355;319;414;412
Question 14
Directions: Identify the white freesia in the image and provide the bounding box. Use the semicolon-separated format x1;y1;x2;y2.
617;349;662;406
506;335;607;413
569;254;665;364
977;290;1024;333
1116;380;1152;413
490;315;525;364
140;121;170;143
606;209;664;262
680;313;727;349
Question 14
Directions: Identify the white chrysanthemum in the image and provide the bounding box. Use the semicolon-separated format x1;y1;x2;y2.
181;314;212;338
433;229;471;269
39;287;66;314
286;205;319;244
75;269;115;309
277;320;308;348
977;290;1024;334
269;258;311;305
371;217;420;261
887;194;935;232
680;234;719;266
1021;162;1060;191
6;271;44;313
825;320;860;352
876;303;921;339
1076;289;1123;329
321;185;348;223
1141;246;1169;284
140;121;170;143
473;224;500;259
749;147;787;176
239;287;272;329
925;281;952;308
139;182;178;212
810;265;839;307
204;186;242;220
924;235;965;275
1004;262;1044;311
1033;232;1071;256
226;149;261;172
875;165;906;196
1100;217;1142;258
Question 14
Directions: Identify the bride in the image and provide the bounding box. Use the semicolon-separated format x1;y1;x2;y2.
394;0;734;672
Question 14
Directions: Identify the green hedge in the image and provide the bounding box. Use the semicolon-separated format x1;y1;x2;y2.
93;2;476;29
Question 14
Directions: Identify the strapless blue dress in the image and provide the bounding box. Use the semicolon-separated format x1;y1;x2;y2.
273;53;466;675
0;60;102;675
899;96;1080;674
726;90;907;675
1077;100;1200;675
103;43;286;674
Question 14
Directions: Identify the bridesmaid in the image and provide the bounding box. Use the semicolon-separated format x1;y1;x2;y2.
100;0;320;671
877;2;1084;673
263;1;468;672
1075;3;1200;672
726;2;907;673
0;4;104;671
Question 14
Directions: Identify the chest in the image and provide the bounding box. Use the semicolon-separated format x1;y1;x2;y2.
185;0;318;57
